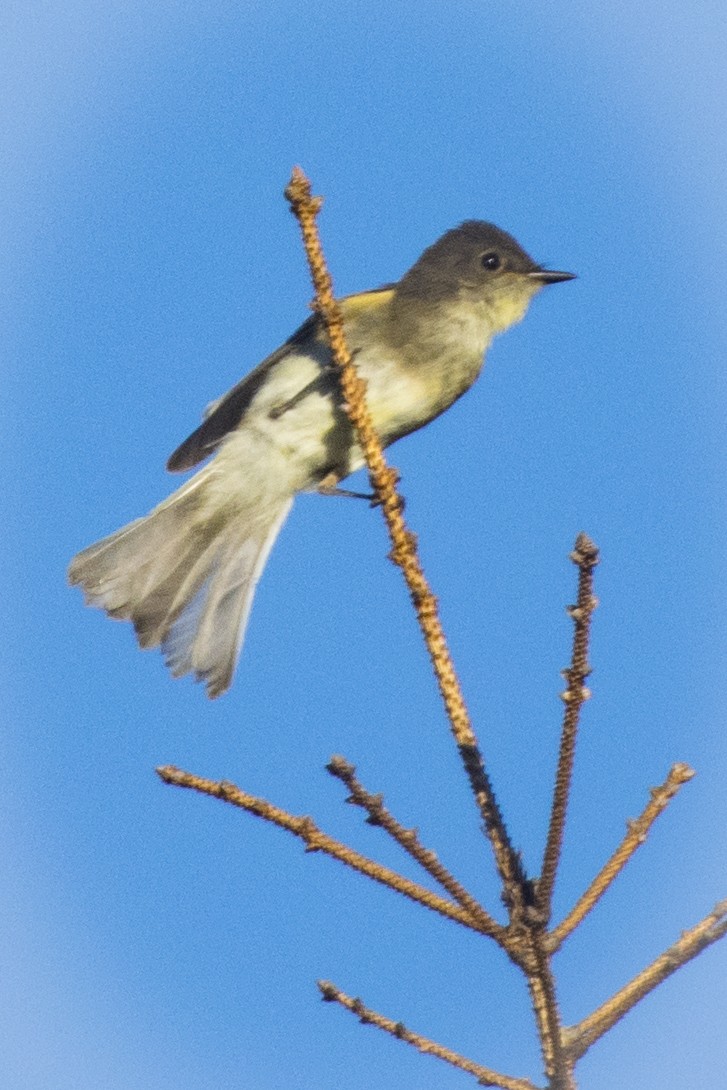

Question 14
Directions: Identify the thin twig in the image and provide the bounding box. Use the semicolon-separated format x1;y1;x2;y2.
157;766;486;933
327;755;505;941
549;763;695;951
564;898;727;1059
538;534;599;914
284;167;526;905
317;981;539;1090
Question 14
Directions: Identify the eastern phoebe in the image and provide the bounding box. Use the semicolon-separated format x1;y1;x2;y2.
69;220;574;697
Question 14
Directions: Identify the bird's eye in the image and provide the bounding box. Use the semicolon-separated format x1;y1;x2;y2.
481;251;501;271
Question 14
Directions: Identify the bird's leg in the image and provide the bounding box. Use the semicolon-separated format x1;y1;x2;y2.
317;472;376;503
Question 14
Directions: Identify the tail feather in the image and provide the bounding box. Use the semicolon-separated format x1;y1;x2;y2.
161;499;292;697
68;465;293;698
130;530;227;648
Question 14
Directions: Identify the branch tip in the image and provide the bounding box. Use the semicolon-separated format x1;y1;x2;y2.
571;533;599;566
284;167;322;214
326;755;355;779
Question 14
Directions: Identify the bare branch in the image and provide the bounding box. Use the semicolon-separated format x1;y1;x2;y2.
326;755;505;941
549;763;695;951
157;765;487;933
284;167;527;907
318;980;539;1090
539;534;599;912
564;898;727;1059
523;941;575;1090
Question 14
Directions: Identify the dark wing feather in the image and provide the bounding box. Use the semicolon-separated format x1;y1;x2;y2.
166;315;320;473
166;285;396;473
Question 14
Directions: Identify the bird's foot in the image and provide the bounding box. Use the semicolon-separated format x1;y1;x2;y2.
317;472;375;503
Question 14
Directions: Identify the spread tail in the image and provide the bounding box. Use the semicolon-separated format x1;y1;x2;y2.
68;466;293;698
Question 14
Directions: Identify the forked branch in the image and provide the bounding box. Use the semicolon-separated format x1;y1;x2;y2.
157;765;487;933
156;173;726;1090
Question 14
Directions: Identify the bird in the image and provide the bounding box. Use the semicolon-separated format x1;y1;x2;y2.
68;220;575;698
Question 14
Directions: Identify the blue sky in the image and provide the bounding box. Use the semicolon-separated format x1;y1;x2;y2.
3;3;726;1088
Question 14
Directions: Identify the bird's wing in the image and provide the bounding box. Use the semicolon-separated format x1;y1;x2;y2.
166;315;320;472
166;287;395;474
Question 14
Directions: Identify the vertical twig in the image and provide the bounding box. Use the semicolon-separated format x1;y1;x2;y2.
524;942;575;1090
538;534;599;912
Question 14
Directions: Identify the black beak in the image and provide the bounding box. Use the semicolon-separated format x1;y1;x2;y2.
528;268;577;284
